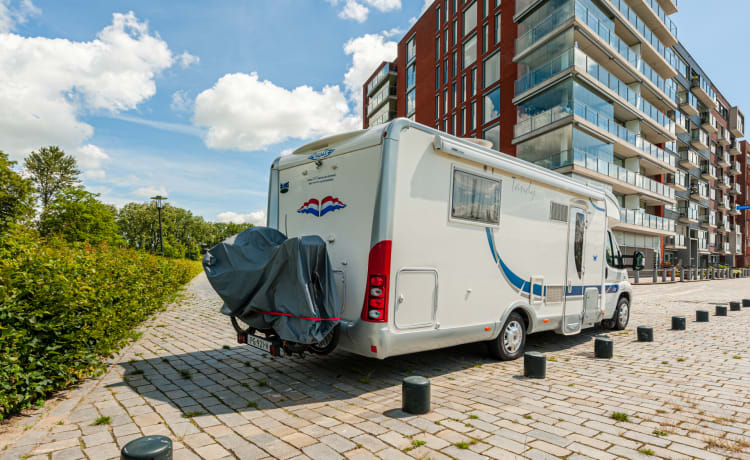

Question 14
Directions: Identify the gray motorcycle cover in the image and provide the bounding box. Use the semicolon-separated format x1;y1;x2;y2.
202;227;340;344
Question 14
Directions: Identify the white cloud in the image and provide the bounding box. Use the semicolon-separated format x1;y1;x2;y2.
280;148;294;156
0;11;191;179
75;144;109;180
421;0;434;13
343;33;397;112
177;51;199;69
327;0;401;23
170;90;192;113
132;186;168;198
193;72;359;151
0;0;40;33
217;210;266;227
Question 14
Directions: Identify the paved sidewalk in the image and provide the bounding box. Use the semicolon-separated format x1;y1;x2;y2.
2;275;750;459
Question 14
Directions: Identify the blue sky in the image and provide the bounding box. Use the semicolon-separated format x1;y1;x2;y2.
1;0;747;225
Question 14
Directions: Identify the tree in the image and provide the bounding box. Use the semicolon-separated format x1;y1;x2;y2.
0;151;35;233
24;146;80;213
39;187;122;246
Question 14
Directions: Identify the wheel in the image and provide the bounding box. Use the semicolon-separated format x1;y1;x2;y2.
611;297;630;330
309;324;340;355
487;312;526;361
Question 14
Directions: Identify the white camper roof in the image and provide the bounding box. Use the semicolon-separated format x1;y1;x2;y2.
275;119;619;219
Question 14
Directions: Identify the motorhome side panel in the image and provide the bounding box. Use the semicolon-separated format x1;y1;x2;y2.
384;127;601;354
276;145;383;322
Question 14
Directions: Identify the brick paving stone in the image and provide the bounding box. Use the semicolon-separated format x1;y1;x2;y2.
302;442;344;460
83;442;120;459
50;447;85;460
195;443;231;460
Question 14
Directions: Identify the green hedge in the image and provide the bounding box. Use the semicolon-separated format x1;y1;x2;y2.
0;228;202;420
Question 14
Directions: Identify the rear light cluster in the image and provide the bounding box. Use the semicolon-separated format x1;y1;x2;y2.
361;240;392;323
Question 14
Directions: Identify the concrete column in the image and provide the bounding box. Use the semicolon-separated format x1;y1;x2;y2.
624;157;641;174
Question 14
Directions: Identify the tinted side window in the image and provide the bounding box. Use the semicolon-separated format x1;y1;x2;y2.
451;169;501;224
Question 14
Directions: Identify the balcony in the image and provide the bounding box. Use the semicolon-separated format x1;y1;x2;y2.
724;242;731;254
670;110;688;134
691;75;717;109
678;91;699;116
513;100;676;173
731;182;742;196
666;169;688;191
700;213;716;229
620;0;678;47
730;106;745;138
718;127;731;147
366;85;397;116
690;129;709;151
616;208;676;236
366;63;397;97
679;149;699;169
523;149;676;205
717;152;730;168
690;181;709;201
731;203;742;216
729;140;742;156
719;176;731;191
730;161;741;176
698;237;709;253
701;111;717;134
719;197;730;211
701;163;717;181
678;206;699;224
665;233;686;249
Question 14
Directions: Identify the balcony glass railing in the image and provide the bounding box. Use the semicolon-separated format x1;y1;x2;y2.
607;0;677;70
701;112;717;130
514;100;676;168
691;129;708;148
367;64;393;94
701;163;717;178
679;149;699;167
734;182;742;194
667;169;688;188
666;234;685;247
690;181;708;198
525;148;675;201
620;208;675;232
691;75;716;103
678;91;697;111
642;0;678;37
367;85;397;115
700;213;716;227
679;206;699;221
516;0;675;100
698;238;708;251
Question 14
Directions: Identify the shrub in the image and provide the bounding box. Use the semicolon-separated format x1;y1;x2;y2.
0;228;202;420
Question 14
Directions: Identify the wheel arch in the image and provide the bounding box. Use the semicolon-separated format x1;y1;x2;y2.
497;300;537;336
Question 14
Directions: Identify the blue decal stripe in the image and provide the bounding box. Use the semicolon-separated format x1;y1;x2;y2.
589;198;606;212
485;227;618;298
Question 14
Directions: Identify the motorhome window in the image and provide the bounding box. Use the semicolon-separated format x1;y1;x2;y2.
605;231;614;266
574;213;584;279
451;169;501;225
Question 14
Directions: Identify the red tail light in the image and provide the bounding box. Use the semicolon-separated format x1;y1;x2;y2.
361;240;392;322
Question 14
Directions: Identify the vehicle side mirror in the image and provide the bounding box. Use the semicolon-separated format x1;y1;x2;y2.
632;251;645;271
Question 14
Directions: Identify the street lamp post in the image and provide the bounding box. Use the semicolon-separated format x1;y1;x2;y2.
151;195;168;256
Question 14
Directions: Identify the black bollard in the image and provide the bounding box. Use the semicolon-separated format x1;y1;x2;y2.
523;351;546;379
672;316;686;330
636;326;654;342
743;299;750;308
730;301;741;311
635;270;640;284
696;310;709;322
402;376;430;414
121;436;172;460
715;305;728;316
652;269;657;283
594;337;613;359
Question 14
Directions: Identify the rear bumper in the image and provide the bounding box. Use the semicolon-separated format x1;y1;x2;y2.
338;319;389;359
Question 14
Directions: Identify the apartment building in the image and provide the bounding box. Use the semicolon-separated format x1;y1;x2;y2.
362;0;748;269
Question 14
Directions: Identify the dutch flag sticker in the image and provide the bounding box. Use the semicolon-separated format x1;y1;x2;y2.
297;196;346;217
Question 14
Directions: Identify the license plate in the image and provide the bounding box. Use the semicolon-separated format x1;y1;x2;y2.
247;335;272;353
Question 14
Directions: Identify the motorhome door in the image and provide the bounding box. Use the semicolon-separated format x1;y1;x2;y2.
562;207;586;334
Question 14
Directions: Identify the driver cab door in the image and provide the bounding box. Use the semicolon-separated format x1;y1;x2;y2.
605;230;626;310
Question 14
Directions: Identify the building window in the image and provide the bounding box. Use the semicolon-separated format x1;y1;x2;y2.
436;6;441;29
483;124;500;150
471;68;477;96
463;1;477;36
483;86;500;122
444;89;448;114
483;23;488;52
460;75;465;102
407;65;416;89
444;30;448;53
470;101;477;130
452;82;457;108
444;59;449;85
449;114;454;134
435;95;439;119
452;20;457;46
483;50;500;88
406;37;416;63
435;36;440;60
451;169;501;225
407;89;416;116
445;0;449;22
459;108;464;135
463;34;477;69
495;12;501;44
452;51;457;77
436;65;440;89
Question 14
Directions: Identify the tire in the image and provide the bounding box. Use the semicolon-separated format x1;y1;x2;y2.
309;324;340;355
611;297;630;330
487;312;527;361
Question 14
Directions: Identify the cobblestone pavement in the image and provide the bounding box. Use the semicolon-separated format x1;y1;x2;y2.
3;275;750;460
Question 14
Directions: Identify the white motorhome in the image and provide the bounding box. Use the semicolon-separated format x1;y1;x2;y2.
266;119;642;360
